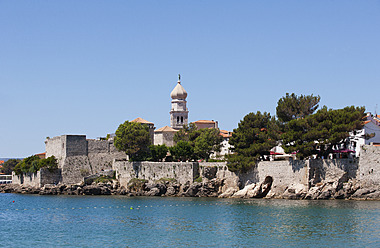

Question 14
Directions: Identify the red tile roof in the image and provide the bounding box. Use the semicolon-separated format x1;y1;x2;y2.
220;130;232;138
193;120;215;124
155;126;178;132
131;117;154;124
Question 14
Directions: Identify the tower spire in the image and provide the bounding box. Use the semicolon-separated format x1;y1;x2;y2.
170;75;188;130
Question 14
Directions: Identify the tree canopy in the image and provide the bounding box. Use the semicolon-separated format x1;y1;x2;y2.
169;140;194;162
282;106;365;159
114;121;151;161
276;93;320;123
13;155;58;175
148;144;168;162
227;111;280;172
173;123;223;161
0;159;21;174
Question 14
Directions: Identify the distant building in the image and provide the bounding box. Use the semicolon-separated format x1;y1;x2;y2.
35;152;46;159
213;130;233;158
154;126;178;147
131;117;155;144
347;113;380;157
193;120;218;129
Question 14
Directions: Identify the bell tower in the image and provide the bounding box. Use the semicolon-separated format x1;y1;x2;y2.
170;74;188;130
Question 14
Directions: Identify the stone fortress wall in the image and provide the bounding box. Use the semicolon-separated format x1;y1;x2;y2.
358;145;380;186
112;154;369;197
113;161;199;186
12;168;62;188
13;135;380;199
45;135;128;184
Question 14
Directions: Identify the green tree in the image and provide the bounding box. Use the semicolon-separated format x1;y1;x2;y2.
276;93;320;123
193;128;223;161
38;156;58;172
0;159;21;174
148;144;168;162
174;123;223;161
114;121;151;161
13;155;58;175
169;140;194;162
173;123;199;143
228;111;280;172
282;106;365;159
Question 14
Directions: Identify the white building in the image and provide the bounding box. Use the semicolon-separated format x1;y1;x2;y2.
347;113;380;157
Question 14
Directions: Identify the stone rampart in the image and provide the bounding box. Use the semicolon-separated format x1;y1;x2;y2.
358;145;380;186
44;135;128;185
309;159;358;186
113;161;199;186
11;168;61;188
61;156;91;185
65;135;87;157
87;139;109;153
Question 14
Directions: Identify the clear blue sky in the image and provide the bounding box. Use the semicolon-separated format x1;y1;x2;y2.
1;1;379;157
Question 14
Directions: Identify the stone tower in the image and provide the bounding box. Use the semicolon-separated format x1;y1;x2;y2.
170;76;188;130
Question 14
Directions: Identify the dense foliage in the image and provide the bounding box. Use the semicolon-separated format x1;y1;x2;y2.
169;140;194;162
227;92;365;172
0;159;21;174
282;106;365;159
13;155;58;175
276;93;320;123
227;111;280;172
114;121;151;161
148;144;168;162
173;123;223;161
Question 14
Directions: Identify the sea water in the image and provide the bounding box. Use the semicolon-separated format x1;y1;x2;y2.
0;194;379;247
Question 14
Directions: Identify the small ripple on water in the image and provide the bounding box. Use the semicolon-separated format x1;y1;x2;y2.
1;194;380;247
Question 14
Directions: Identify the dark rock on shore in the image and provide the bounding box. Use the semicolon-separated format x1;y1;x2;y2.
1;177;379;200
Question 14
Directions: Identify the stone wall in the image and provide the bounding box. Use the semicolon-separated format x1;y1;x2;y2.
255;160;309;195
358;145;380;186
44;134;128;185
11;168;61;187
87;139;109;153
113;161;199;187
61;156;91;185
113;159;362;196
65;135;87;157
154;132;176;147
309;159;358;186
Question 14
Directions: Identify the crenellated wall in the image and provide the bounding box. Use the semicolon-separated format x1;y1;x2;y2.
12;168;62;188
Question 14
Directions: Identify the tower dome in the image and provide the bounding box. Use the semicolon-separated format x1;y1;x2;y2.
170;80;187;99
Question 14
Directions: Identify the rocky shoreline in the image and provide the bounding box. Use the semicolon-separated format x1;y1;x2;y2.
1;177;379;200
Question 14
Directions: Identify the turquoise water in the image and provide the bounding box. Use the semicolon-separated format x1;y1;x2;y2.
1;194;379;247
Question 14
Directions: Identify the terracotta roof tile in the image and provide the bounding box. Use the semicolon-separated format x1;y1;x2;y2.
131;117;154;124
155;126;178;132
193;120;215;124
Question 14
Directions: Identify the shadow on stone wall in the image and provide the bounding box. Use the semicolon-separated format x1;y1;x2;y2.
291;160;306;172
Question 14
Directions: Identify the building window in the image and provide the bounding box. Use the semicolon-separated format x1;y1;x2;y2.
181;116;183;123
177;116;179;123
